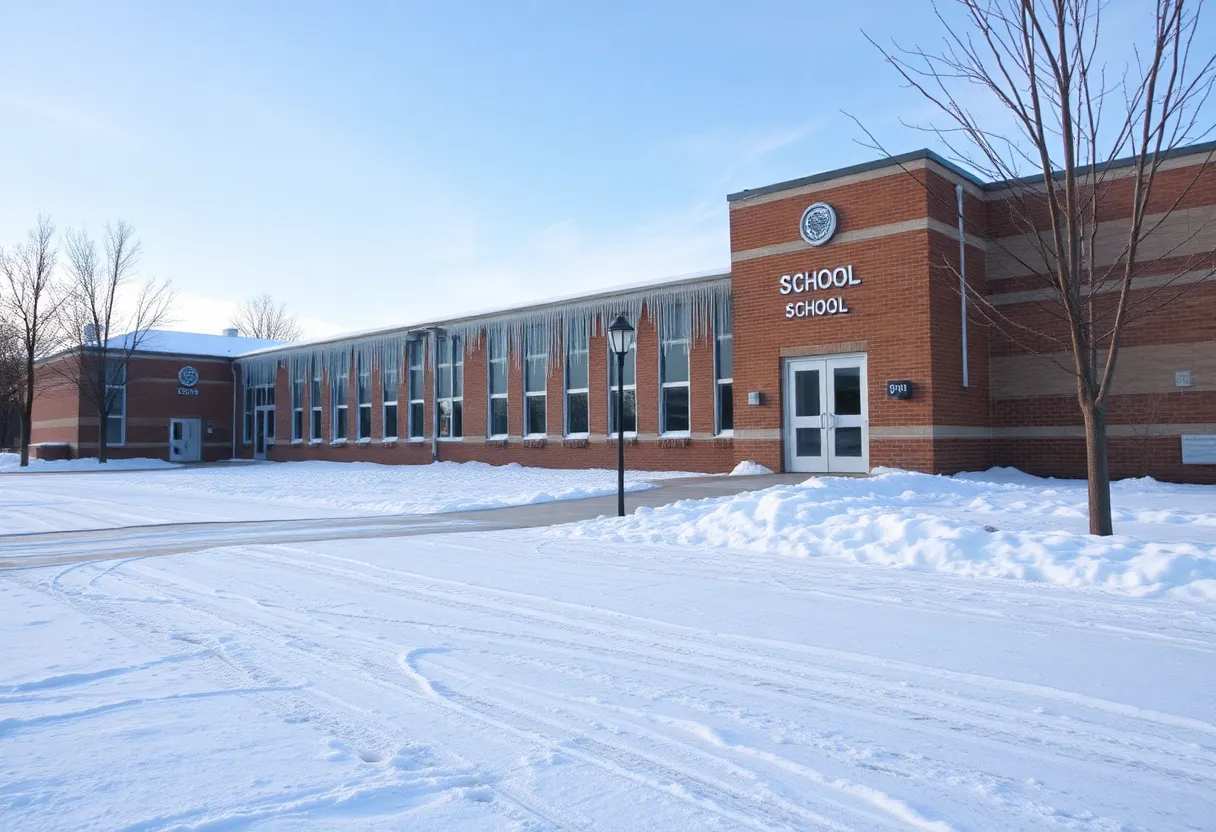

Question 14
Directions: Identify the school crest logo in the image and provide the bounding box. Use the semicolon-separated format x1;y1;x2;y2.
799;202;838;247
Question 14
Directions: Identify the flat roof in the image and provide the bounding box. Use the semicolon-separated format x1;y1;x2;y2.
727;140;1216;202
106;330;285;358
726;149;986;203
235;267;732;359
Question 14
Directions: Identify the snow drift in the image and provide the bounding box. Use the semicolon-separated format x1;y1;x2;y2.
553;468;1216;598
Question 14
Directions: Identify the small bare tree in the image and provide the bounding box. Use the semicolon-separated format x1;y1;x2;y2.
0;216;60;467
866;0;1215;534
0;318;25;449
231;293;302;341
60;221;175;463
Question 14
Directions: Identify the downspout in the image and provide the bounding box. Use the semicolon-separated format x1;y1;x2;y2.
956;183;970;389
230;362;238;459
429;329;439;462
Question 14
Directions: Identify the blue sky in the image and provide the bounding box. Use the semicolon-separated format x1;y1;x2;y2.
0;1;1175;337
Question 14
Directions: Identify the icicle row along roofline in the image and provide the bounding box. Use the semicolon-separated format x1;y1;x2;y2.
236;275;731;382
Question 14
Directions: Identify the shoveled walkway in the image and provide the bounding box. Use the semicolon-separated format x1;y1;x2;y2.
0;473;812;569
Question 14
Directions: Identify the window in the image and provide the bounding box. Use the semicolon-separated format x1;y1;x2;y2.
243;376;254;445
487;330;508;438
244;379;275;445
105;359;126;447
407;340;424;440
715;310;733;434
382;363;399;440
291;363;305;442
565;327;589;436
332;360;349;441
608;325;637;436
660;302;691;434
310;360;323;442
523;324;546;437
437;335;462;439
356;355;372;440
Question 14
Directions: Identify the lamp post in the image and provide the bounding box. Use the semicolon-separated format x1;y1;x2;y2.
607;315;636;517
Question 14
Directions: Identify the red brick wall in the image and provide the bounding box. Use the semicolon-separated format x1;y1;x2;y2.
259;316;738;473
32;353;237;461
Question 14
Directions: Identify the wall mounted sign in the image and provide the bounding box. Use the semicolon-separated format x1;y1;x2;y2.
780;264;862;318
799;202;837;246
1181;435;1216;464
887;380;913;399
177;365;200;396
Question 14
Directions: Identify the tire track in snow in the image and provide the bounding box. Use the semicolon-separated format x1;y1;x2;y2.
241;546;1216;779
32;554;936;830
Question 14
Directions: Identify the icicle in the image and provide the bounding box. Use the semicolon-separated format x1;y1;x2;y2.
238;276;729;382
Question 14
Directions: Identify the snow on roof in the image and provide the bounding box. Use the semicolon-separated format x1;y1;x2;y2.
106;330;287;358
235;267;732;359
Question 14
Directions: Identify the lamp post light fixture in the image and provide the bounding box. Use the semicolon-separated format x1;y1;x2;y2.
607;315;636;517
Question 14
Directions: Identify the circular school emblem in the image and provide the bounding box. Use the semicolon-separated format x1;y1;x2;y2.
799;202;838;246
178;366;199;388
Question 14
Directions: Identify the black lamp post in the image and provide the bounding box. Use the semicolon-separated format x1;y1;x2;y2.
607;315;636;517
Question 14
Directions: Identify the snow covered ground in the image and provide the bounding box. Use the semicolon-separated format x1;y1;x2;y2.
2;466;1215;830
0;460;692;534
3;529;1214;830
0;452;178;473
556;468;1216;598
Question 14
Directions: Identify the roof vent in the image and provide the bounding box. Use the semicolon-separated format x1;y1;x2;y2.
223;328;239;337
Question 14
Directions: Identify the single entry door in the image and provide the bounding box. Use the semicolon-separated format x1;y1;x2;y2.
254;408;269;460
169;418;202;463
783;354;869;474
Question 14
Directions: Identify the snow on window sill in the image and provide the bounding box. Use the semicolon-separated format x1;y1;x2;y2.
330;439;348;447
380;436;399;445
715;429;735;438
308;439;323;446
290;439;303;446
438;437;463;443
406;437;426;444
355;437;372;446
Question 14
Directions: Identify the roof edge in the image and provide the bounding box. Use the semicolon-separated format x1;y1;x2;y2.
726;149;985;203
234;268;732;360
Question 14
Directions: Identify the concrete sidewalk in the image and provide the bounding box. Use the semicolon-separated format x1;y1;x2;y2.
0;472;815;569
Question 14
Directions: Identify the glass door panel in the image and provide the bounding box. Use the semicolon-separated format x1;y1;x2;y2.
827;358;868;472
785;361;827;473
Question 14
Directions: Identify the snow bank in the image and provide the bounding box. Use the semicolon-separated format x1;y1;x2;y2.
552;468;1216;598
0;453;179;473
729;460;774;476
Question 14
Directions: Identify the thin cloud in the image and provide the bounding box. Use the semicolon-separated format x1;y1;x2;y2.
0;92;135;146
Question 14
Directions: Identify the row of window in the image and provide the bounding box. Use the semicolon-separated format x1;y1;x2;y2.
252;311;734;445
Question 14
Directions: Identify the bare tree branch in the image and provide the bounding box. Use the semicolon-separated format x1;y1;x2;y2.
231;293;303;341
0;215;60;466
56;221;176;463
861;0;1215;534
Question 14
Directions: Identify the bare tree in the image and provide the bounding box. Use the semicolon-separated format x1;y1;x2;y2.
0;318;25;450
59;221;175;463
0;216;60;467
231;293;302;341
865;0;1215;534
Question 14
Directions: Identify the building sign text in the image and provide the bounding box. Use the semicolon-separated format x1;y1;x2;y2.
780;264;860;319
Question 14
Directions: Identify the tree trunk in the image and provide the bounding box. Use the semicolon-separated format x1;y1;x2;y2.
19;357;34;467
97;403;109;464
1082;404;1113;536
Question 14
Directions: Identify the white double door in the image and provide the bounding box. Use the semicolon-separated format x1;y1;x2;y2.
169;418;202;463
784;354;869;473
